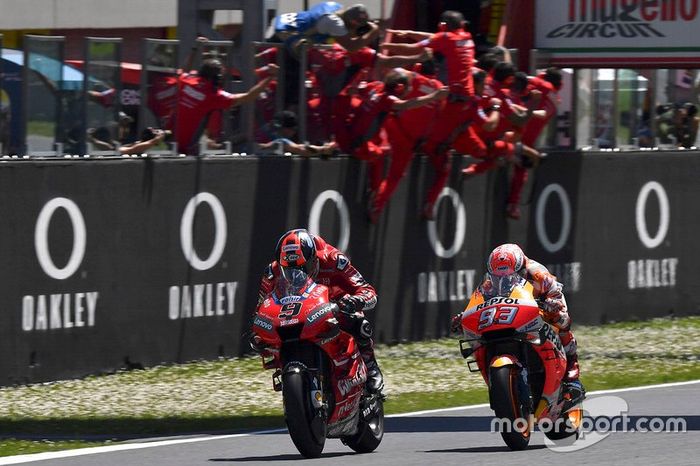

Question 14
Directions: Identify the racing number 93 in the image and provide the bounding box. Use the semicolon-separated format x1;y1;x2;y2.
279;302;302;319
478;306;518;330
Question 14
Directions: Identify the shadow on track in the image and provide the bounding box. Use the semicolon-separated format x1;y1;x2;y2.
426;444;547;454
209;451;349;462
385;416;494;432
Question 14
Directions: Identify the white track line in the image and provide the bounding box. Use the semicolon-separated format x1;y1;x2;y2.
1;379;699;464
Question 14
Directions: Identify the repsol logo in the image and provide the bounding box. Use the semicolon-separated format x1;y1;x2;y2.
254;315;273;331
546;0;700;39
540;322;565;356
476;297;520;311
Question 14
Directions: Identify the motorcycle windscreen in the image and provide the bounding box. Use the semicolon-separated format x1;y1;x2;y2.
277;266;313;296
487;272;526;297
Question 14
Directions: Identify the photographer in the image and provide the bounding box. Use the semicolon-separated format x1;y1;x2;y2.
656;102;699;148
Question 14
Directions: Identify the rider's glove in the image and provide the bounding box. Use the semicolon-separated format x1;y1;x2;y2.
539;297;563;314
337;295;361;315
248;333;265;353
450;313;463;334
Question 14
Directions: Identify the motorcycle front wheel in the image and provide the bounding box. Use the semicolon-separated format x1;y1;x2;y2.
282;370;326;458
490;365;531;451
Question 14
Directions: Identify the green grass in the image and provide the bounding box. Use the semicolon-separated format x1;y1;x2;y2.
0;440;104;457
0;316;698;457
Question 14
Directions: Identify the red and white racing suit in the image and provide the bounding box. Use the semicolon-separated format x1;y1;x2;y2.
256;235;379;360
480;257;580;381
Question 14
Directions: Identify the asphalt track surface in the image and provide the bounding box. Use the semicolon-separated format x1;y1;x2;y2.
2;380;699;465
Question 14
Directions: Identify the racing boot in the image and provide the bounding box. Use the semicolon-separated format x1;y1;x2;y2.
359;342;384;394
505;203;521;220
562;353;586;407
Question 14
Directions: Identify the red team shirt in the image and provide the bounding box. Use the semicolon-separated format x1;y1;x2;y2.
395;72;444;141
521;75;559;146
147;74;179;129
174;74;237;154
336;81;398;152
420;30;474;96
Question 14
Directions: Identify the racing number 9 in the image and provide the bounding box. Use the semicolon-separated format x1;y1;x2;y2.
279;302;302;319
478;306;518;330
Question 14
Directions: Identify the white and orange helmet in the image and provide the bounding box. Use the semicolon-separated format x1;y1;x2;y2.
487;243;526;277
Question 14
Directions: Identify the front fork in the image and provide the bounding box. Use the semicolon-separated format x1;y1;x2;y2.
279;347;330;416
488;357;533;414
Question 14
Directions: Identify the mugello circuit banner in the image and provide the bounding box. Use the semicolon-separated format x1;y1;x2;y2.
0;152;697;385
535;0;700;66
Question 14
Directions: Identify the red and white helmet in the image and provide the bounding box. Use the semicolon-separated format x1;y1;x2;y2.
487;243;526;276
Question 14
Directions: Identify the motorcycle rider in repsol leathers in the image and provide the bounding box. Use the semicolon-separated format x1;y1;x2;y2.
455;243;585;402
254;229;384;394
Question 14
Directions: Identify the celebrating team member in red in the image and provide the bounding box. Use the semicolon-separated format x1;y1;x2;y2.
308;44;433;143
383;10;475;219
461;63;545;220
369;66;444;222
459;69;542;176
519;67;563;147
333;70;448;202
255;229;384;393
499;69;563;219
174;59;278;155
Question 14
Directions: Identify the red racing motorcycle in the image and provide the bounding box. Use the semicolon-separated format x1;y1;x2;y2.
457;274;583;450
251;269;384;458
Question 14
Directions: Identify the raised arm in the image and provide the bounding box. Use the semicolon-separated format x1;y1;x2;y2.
386;29;433;41
380;41;425;55
230;64;279;107
392;86;448;111
336;21;381;52
376;48;432;69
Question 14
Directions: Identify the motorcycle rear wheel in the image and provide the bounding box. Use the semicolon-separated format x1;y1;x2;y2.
490;366;531;451
283;370;326;458
342;396;384;453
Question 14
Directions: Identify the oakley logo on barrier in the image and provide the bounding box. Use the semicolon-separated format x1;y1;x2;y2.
35;197;87;280
635;181;669;249
426;187;467;259
180;192;227;271
308;190;350;253
535;183;572;253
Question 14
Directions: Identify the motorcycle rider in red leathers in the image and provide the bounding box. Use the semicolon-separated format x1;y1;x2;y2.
455;243;585;401
254;229;384;393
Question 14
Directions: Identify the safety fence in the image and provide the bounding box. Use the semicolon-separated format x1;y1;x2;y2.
0;150;696;385
0;33;393;158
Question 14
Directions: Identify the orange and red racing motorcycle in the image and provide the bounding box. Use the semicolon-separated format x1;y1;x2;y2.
456;274;583;450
